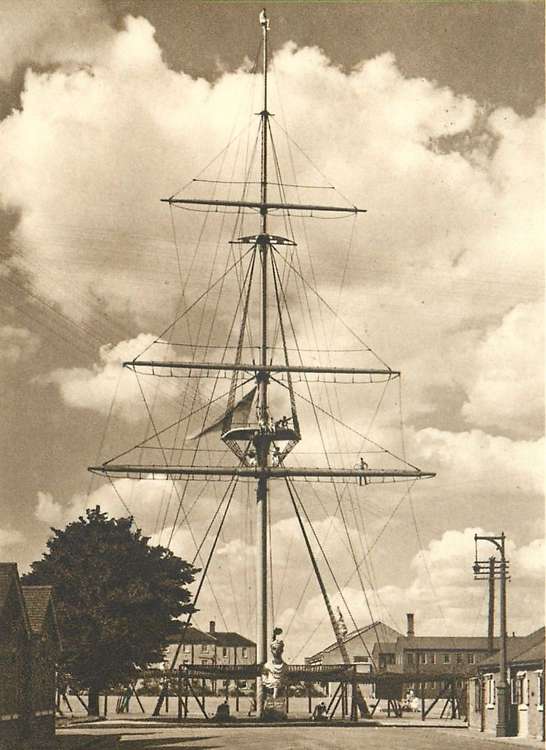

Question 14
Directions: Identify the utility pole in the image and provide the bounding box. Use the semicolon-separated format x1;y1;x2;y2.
473;533;510;737
487;556;495;653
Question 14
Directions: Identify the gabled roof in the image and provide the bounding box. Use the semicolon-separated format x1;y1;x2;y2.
479;627;545;670
167;625;217;646
21;586;52;634
166;625;255;648
372;641;398;654
0;563;31;636
308;622;402;661
211;631;255;648
21;586;59;637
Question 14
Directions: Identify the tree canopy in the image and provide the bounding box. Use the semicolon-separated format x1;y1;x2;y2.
22;507;197;709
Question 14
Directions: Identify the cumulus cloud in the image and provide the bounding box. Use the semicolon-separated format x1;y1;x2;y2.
35;490;66;526
278;527;545;659
42;333;184;420
0;324;39;363
8;11;543;657
412;427;544;497
461;301;543;437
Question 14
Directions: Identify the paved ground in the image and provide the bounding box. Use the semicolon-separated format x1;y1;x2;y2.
56;724;545;750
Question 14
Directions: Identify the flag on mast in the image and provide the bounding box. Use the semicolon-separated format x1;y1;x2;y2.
189;387;257;440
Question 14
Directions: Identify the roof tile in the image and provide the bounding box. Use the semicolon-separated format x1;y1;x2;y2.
21;586;53;635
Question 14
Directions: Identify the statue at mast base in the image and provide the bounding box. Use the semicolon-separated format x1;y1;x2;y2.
262;627;288;719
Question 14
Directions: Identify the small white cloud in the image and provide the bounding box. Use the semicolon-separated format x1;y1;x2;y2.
43;333;180;420
35;490;66;526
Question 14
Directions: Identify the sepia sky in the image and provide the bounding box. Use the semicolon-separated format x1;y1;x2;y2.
0;1;543;659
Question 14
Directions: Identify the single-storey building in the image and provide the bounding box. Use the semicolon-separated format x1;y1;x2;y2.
468;626;544;741
306;621;403;671
0;564;61;750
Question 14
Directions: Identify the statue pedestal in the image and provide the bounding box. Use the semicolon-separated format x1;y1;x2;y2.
263;696;287;721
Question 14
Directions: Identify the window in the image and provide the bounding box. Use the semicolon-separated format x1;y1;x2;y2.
538;671;544;710
222;647;228;657
443;654;450;664
407;652;414;665
201;644;209;653
242;648;248;659
514;675;523;705
353;655;368;663
419;653;426;665
467;653;475;664
485;674;495;707
429;653;436;665
515;673;529;706
456;653;463;664
183;644;191;653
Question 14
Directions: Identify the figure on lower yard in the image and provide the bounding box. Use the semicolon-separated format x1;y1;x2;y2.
262;627;288;700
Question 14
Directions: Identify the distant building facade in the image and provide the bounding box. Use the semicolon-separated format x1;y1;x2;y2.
0;564;60;750
164;620;256;694
305;613;535;702
468;627;544;741
306;621;403;671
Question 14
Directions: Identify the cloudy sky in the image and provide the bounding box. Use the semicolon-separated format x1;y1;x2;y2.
0;1;543;661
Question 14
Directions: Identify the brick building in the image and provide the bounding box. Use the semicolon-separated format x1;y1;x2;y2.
306;621;402;671
21;586;61;747
468;627;544;741
164;621;256;694
374;614;526;699
0;564;60;750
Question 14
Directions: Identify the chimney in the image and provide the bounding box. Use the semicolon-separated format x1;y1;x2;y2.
209;620;216;635
406;613;415;637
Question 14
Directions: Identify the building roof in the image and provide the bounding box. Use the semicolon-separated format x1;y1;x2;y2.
21;586;62;650
166;625;255;649
372;641;398;654
0;563;31;635
21;586;54;635
307;622;402;662
397;635;513;651
211;631;255;648
478;627;545;670
167;625;217;646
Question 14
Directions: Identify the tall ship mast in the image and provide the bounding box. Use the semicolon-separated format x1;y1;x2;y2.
89;9;434;718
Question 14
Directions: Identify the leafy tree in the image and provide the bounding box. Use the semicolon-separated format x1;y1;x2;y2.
22;506;197;715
